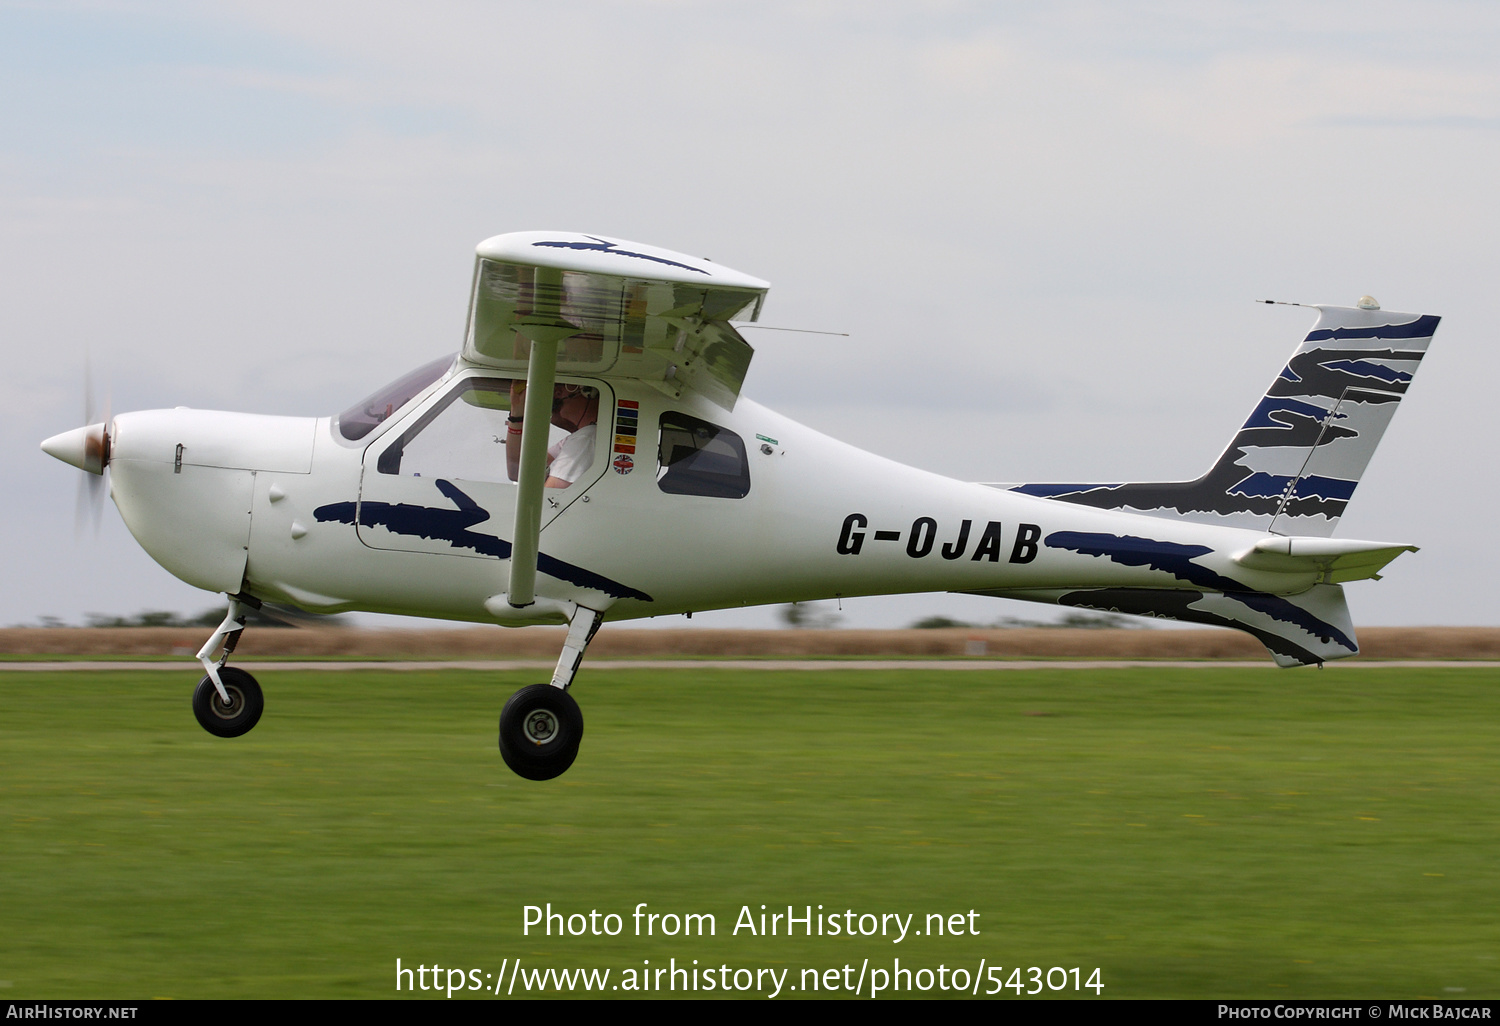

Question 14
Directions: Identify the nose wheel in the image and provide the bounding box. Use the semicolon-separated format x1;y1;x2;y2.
499;684;583;780
192;666;264;738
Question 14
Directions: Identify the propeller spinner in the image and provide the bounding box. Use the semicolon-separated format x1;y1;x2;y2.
42;362;113;533
41;421;111;475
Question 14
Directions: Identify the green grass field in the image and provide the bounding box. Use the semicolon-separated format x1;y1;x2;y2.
3;666;1497;999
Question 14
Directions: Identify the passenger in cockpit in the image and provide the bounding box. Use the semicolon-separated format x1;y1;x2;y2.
505;381;600;488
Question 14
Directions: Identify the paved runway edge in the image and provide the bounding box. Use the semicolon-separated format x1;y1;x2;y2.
5;659;1500;671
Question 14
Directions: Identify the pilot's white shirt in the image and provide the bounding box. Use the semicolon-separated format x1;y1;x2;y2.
548;424;597;484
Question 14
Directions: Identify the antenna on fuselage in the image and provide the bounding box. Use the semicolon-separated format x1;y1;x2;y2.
731;323;850;336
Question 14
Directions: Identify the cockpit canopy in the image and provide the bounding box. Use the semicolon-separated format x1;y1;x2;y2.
336;354;455;441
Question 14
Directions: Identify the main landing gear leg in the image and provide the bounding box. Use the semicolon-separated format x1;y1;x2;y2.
498;605;603;781
191;595;264;738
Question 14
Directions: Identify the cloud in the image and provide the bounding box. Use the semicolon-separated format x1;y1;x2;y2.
5;2;1499;626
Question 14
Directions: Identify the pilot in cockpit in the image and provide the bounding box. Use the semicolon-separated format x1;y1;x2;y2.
505;381;600;489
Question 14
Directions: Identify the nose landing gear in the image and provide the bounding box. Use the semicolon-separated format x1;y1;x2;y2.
191;594;264;738
192;666;264;738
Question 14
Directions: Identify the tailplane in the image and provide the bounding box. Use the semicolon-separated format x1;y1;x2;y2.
1005;303;1439;537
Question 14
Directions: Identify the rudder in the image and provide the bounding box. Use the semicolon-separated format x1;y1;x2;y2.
1008;304;1439;537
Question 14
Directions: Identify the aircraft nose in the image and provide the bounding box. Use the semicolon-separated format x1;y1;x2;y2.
41;423;109;474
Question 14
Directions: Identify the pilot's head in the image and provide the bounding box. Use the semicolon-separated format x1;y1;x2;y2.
551;383;599;432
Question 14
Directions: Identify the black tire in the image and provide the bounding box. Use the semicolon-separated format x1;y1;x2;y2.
192;667;264;738
499;684;583;780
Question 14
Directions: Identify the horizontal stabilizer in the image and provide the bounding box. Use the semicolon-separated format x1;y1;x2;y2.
1231;536;1417;583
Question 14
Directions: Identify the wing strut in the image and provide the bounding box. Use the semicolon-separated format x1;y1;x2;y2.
507;336;560;607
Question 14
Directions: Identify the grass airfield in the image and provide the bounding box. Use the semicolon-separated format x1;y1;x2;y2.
3;665;1498;1000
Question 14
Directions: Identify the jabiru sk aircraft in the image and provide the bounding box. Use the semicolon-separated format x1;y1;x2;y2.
41;232;1440;779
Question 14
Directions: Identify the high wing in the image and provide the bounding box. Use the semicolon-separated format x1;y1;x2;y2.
464;232;769;612
461;231;769;411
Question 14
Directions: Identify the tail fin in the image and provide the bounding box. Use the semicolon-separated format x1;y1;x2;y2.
1008;304;1439;536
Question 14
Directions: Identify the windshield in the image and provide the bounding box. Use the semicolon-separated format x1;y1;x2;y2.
336;354;455;441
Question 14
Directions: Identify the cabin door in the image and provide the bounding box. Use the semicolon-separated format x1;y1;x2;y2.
356;374;609;559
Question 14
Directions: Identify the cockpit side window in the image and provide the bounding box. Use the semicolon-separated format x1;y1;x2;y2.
376;377;601;490
377;377;511;480
657;412;750;498
336;354;455;441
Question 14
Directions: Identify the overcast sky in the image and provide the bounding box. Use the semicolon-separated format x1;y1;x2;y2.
5;1;1497;631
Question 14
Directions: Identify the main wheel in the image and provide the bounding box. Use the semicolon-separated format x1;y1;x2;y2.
499;684;583;780
192;667;264;738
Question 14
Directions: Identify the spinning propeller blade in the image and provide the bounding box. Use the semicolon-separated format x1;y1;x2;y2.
39;355;113;536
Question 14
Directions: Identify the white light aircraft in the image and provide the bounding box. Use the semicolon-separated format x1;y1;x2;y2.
41;232;1440;779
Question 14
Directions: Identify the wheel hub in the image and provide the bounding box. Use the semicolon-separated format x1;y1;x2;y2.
212;686;244;718
523;709;559;745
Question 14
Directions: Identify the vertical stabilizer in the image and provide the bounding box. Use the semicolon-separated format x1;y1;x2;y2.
1006;305;1438;536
